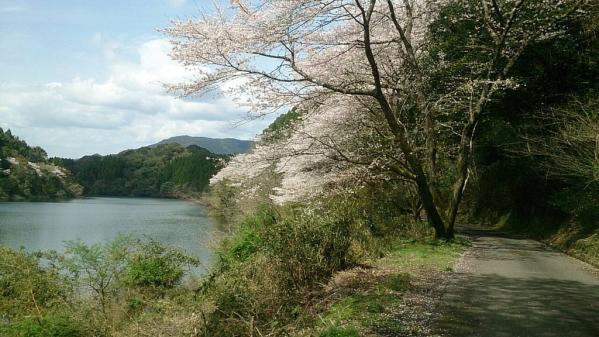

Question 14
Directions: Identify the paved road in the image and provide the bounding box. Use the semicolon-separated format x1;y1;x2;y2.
433;229;599;337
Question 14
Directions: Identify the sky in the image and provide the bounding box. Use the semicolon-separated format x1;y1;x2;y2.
0;0;276;158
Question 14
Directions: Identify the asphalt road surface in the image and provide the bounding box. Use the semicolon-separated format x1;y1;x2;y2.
433;229;599;337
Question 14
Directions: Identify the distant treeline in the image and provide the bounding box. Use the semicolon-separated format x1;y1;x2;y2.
53;144;225;198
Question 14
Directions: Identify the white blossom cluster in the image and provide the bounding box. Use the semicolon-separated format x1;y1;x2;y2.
3;157;69;179
211;94;400;203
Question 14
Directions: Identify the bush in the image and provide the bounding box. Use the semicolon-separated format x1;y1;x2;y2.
203;255;291;336
214;205;276;269
225;227;261;263
2;238;204;337
199;201;376;336
0;247;68;320
123;239;199;289
262;212;355;290
2;315;82;337
61;237;132;313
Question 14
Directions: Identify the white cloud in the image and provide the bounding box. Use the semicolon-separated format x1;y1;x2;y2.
0;38;275;158
167;0;187;8
0;5;26;13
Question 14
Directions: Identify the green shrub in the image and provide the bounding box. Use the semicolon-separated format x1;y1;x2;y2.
228;228;261;262
123;239;199;289
2;315;82;337
125;296;145;313
202;254;291;336
61;237;132;312
0;247;68;320
200;202;370;336
262;213;355;289
214;204;276;269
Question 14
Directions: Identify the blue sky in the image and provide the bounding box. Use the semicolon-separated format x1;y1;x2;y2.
0;0;274;158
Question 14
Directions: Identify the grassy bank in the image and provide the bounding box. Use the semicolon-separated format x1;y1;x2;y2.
298;239;468;337
540;222;599;268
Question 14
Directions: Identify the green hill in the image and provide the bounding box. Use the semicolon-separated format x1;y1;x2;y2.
0;129;82;201
55;144;225;198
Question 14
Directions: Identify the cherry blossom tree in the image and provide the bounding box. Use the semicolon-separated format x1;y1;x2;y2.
167;0;589;238
211;95;407;206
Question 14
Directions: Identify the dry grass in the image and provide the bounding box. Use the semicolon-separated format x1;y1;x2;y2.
296;240;468;337
547;224;599;268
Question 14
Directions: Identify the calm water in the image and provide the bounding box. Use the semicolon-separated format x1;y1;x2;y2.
0;197;217;266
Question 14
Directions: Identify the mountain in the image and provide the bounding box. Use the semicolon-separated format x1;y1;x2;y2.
55;144;225;198
152;136;253;155
0;129;83;201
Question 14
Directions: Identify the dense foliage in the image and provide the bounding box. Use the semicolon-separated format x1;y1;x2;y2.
54;144;224;198
0;238;198;337
201;192;425;336
0;128;82;201
0;129;47;162
468;7;599;230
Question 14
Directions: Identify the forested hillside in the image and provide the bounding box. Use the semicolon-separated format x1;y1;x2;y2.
0;129;82;201
54;144;224;198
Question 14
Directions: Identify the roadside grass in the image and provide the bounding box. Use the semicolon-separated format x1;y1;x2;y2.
547;226;599;268
302;239;468;337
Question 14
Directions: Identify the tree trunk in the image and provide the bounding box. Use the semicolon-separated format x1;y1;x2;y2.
410;158;448;239
359;7;448;239
446;89;488;236
447;122;477;237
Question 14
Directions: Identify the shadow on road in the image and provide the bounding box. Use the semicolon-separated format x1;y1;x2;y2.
433;228;599;337
434;274;599;337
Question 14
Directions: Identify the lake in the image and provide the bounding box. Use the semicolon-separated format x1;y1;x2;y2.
0;197;218;267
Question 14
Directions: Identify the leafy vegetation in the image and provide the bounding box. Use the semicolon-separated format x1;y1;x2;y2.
0;129;48;162
123;239;199;288
0;238;198;337
197;186;449;336
0;128;83;201
54;144;224;198
0;247;69;321
463;7;599;266
3;315;83;337
260;107;303;143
